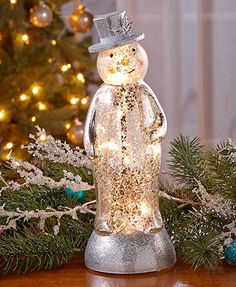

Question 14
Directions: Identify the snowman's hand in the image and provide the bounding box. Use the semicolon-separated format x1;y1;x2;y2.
144;116;162;132
150;118;167;143
84;91;100;158
84;114;96;158
140;82;167;142
144;113;166;141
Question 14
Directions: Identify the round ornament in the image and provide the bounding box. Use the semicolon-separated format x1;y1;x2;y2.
65;187;88;203
69;4;93;33
66;119;84;147
224;240;236;265
30;2;53;28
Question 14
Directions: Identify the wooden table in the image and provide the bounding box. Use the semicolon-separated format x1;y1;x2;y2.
1;256;235;287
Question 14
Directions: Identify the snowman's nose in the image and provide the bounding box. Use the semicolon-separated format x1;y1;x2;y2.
121;58;129;66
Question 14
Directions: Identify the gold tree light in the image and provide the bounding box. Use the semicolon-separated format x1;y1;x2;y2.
84;11;176;274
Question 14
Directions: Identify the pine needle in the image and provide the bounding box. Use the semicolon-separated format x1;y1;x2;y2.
181;234;220;269
0;233;74;274
168;135;204;188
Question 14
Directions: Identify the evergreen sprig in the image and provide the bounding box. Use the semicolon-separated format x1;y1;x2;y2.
181;234;220;269
206;150;236;200
168;136;205;187
0;233;74;274
162;136;236;269
0;209;93;274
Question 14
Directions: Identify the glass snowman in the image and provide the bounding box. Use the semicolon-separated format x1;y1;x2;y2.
84;11;176;274
84;42;167;235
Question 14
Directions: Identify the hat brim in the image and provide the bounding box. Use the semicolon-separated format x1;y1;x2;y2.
88;33;144;53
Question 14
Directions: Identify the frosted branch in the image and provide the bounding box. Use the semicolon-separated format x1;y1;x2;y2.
220;221;236;250
4;157;94;191
159;190;198;206
0;171;10;188
218;138;236;163
21;126;92;169
193;180;234;217
0;200;96;232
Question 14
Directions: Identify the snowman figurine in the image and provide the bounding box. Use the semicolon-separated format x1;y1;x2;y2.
84;11;176;274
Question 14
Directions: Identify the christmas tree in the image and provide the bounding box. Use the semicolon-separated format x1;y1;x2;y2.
0;0;97;161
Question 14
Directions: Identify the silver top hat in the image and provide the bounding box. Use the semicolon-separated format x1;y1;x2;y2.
88;11;144;53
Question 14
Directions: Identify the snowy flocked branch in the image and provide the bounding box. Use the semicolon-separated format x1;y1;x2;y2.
5;157;94;192
192;180;236;249
218;137;236;163
220;221;236;248
0;200;96;233
0;126;96;234
193;180;234;218
21;126;92;169
161;179;236;254
0;126;94;192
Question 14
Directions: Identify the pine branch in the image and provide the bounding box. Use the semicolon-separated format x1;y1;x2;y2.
59;215;93;250
0;186;63;212
181;233;220;269
0;233;74;274
0;211;93;275
206;150;236;200
168;135;216;193
168;136;205;188
159;179;199;206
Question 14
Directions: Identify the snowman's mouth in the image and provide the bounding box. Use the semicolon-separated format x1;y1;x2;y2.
128;69;135;74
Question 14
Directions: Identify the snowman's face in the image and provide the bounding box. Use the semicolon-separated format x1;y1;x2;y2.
97;43;148;85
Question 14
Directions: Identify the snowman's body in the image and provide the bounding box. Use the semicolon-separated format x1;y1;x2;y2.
84;43;167;235
84;12;176;274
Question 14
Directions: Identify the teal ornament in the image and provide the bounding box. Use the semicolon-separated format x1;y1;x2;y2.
224;240;236;265
65;187;88;203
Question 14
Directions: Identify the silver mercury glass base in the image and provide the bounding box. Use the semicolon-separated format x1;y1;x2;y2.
85;228;176;274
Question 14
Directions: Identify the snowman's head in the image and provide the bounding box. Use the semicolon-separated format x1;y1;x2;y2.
97;43;148;86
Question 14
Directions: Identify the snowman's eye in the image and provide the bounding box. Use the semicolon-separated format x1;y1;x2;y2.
132;48;136;52
110;54;114;58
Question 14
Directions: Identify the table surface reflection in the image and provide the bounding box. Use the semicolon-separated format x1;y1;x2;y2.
0;256;235;287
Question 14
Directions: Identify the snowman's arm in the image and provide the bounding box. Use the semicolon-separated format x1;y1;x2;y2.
142;84;167;142
84;91;100;158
